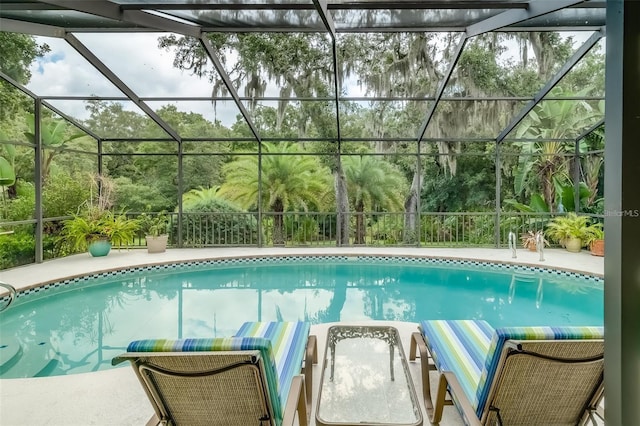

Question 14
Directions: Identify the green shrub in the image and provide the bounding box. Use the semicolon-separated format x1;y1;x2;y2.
113;176;173;212
43;173;90;217
284;216;319;243
0;231;35;269
179;197;259;246
369;218;403;245
1;195;34;221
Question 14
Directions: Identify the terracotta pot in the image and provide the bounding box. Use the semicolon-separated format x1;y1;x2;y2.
528;244;537;252
590;239;605;257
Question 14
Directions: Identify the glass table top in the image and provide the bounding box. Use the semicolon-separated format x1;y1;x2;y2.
316;325;423;426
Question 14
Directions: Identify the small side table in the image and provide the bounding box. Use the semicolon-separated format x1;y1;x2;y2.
315;325;423;426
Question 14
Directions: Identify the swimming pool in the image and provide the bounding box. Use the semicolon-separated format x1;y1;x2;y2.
0;255;603;379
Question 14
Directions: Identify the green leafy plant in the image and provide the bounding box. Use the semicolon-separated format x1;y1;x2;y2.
584;222;604;247
139;211;170;237
545;213;592;249
62;209;139;251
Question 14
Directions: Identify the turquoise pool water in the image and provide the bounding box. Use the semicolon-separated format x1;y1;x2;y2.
0;257;603;379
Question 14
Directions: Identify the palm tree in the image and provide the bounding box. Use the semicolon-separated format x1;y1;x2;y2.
182;186;222;209
343;155;407;244
220;142;331;245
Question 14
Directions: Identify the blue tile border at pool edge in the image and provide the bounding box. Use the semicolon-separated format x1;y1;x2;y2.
2;255;603;304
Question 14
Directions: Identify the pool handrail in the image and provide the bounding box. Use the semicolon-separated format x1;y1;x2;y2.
0;281;17;312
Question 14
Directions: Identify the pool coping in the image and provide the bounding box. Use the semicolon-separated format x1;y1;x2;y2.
5;252;603;307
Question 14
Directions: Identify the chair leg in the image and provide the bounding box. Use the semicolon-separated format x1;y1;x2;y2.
410;332;481;426
409;331;419;361
441;372;481;426
304;335;318;410
308;335;318;364
428;373;449;424
283;375;308;426
145;414;161;426
409;332;437;419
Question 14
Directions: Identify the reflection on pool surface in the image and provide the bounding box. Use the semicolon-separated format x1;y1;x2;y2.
0;257;603;378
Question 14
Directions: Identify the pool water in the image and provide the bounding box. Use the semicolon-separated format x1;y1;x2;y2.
0;258;603;378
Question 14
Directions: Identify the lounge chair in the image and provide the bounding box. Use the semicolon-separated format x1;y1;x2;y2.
409;320;604;425
113;321;317;426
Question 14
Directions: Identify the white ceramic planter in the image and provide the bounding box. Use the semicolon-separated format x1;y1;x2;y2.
146;235;168;253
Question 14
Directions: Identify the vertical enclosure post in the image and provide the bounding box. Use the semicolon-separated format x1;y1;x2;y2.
604;1;640;424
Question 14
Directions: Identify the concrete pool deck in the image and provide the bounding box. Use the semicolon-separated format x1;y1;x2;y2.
0;247;603;425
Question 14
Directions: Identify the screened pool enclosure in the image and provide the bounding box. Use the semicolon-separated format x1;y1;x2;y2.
0;1;607;266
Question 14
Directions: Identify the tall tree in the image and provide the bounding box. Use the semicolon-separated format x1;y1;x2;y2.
0;34;49;199
343;155;407;244
219;142;331;245
159;33;357;244
0;33;49;121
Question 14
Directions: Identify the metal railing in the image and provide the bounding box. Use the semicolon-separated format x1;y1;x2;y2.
0;282;17;312
124;211;563;248
1;211;593;270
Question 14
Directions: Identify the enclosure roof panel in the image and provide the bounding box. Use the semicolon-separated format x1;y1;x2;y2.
0;0;606;143
0;0;605;32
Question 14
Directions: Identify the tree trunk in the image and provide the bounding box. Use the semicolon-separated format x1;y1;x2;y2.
272;199;285;246
7;182;17;199
404;169;422;244
542;167;556;212
333;163;350;246
528;33;555;80
355;200;366;245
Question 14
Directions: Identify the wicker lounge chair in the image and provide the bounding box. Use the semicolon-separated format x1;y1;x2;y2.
113;321;317;426
409;320;604;425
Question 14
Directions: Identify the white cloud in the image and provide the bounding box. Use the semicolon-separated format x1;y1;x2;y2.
27;33;236;125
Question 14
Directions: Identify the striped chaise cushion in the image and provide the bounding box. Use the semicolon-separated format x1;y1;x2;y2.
420;319;493;414
126;337;283;422
420;320;605;419
234;321;310;406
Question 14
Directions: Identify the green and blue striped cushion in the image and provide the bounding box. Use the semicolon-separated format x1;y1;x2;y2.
420;320;604;419
420;320;493;413
234;321;310;406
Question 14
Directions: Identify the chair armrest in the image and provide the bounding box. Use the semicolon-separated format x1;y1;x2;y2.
442;371;482;426
145;413;161;426
303;335;317;412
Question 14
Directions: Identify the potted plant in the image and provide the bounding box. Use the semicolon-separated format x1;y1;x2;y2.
520;230;548;252
63;209;139;257
585;224;604;257
545;213;591;253
140;211;170;253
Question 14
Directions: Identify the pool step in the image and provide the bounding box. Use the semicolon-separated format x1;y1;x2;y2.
0;338;62;378
0;336;23;375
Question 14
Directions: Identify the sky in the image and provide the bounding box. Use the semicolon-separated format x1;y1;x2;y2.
27;33;241;126
26;31;597;133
